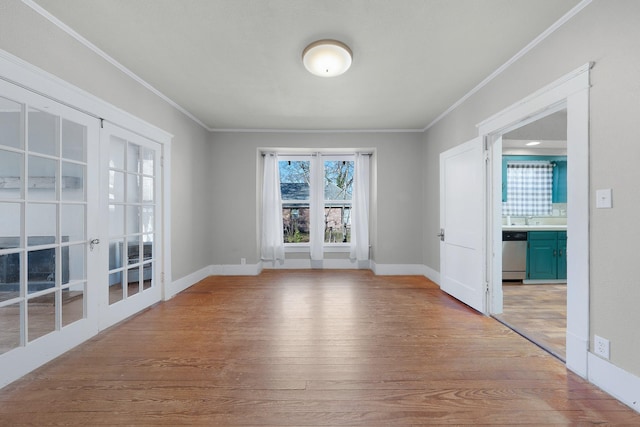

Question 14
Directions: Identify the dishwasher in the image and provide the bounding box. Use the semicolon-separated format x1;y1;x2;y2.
502;231;527;281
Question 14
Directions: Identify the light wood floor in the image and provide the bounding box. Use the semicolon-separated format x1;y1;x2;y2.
493;283;567;361
0;270;638;425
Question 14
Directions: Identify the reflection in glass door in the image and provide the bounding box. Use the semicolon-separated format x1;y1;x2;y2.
0;82;98;364
101;123;161;327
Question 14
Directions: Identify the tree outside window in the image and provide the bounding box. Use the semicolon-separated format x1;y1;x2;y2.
278;156;354;245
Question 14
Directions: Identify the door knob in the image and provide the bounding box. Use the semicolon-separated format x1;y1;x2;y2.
437;229;445;241
90;238;100;251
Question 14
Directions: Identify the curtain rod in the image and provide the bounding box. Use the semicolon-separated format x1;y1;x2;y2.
261;152;372;157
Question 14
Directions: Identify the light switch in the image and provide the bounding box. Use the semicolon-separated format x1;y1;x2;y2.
596;188;612;209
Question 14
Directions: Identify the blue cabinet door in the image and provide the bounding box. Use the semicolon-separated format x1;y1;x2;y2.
557;231;567;280
527;231;567;280
553;161;567;203
527;231;558;280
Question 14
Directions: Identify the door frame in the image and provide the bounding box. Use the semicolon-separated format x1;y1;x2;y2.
0;49;173;387
478;63;591;378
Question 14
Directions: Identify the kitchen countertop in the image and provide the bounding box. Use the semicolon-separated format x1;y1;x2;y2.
503;224;567;231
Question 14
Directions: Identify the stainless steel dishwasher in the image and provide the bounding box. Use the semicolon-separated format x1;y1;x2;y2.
502;230;527;281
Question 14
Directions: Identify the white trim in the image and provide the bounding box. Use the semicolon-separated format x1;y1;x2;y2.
213;127;424;134
285;245;352;253
20;0;593;134
262;259;366;270
0;46;174;386
210;263;263;276
161;140;173;300
477;63;591;135
588;353;640;414
0;322;95;388
20;0;209;131
0;49;172;143
371;263;427;276
566;330;589;376
422;264;441;285
425;0;593;132
166;266;213;300
480;63;591;378
522;279;567;285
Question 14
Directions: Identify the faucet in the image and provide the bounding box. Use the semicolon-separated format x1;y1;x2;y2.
526;216;532;225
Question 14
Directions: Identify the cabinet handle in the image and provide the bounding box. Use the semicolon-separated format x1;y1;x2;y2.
553;249;557;257
559;249;563;257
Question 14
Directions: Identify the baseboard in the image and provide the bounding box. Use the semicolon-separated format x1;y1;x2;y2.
165;265;212;299
422;264;441;285
566;330;588;378
261;258;369;270
210;263;263;276
0;321;94;388
169;263;436;298
371;262;427;276
588;353;640;414
522;279;567;284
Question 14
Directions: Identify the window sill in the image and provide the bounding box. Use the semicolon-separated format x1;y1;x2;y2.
284;244;351;253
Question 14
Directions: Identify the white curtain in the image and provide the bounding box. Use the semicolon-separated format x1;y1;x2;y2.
350;153;370;261
260;153;285;261
309;153;324;261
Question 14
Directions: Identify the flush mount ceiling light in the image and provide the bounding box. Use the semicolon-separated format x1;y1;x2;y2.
302;39;352;77
526;141;541;146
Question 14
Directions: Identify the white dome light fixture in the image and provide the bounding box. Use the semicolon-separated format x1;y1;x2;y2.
302;39;352;77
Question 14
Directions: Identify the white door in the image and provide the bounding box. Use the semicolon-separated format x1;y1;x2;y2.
439;137;486;313
0;80;100;386
99;123;163;329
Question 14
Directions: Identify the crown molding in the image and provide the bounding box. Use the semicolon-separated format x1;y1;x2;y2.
423;0;593;132
21;0;210;131
23;0;593;135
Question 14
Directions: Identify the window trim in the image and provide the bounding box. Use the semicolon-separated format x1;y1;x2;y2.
278;153;356;253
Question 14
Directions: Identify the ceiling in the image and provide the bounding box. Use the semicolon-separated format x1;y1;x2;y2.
503;109;568;151
31;0;582;131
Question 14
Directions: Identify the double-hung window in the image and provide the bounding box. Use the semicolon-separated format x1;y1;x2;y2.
279;157;311;244
322;156;354;245
278;154;354;249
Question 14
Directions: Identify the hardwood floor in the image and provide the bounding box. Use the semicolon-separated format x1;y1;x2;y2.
493;283;567;361
0;270;638;425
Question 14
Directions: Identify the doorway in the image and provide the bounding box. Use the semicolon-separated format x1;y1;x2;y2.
479;63;590;377
0;52;171;388
492;110;568;361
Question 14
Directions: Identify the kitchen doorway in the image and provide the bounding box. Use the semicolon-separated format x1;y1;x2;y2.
479;63;590;377
493;110;568;360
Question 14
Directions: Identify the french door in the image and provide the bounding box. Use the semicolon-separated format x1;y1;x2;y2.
99;123;162;329
0;79;165;386
0;79;100;385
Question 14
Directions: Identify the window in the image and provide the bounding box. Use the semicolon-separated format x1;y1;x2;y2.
502;161;553;216
323;158;353;243
279;159;310;243
278;155;354;247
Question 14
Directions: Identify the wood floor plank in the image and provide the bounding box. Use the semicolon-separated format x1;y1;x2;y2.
0;270;637;425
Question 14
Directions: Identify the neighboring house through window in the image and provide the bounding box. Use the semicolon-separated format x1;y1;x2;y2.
278;155;354;247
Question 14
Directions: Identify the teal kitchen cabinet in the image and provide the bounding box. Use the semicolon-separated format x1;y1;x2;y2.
552;160;567;203
557;232;567;280
526;231;567;280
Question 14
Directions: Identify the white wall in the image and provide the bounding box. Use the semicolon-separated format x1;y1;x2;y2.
0;0;213;281
209;131;423;266
422;0;640;377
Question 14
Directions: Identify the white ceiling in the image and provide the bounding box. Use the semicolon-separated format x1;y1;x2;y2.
31;0;582;131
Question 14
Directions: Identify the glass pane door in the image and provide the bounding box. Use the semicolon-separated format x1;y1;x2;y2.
0;81;99;368
100;123;161;328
